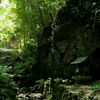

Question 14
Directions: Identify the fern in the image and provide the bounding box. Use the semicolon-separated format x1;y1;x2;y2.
0;65;17;100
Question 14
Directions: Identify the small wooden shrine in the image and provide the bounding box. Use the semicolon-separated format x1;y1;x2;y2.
70;56;91;76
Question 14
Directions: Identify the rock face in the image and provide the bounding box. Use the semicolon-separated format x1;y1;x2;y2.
35;0;100;79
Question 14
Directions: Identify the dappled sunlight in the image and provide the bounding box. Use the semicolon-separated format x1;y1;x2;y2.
0;0;100;99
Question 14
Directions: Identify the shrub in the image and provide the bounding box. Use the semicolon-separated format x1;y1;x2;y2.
0;65;17;100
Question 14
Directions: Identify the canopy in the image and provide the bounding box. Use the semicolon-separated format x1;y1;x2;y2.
70;56;88;64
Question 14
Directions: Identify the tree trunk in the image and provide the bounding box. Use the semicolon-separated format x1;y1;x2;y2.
37;1;45;27
23;33;26;47
19;35;21;48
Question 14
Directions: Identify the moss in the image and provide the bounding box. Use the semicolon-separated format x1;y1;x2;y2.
72;75;92;83
51;84;79;100
51;86;67;100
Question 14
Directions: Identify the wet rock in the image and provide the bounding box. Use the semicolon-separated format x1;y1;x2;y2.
53;50;60;61
53;50;60;66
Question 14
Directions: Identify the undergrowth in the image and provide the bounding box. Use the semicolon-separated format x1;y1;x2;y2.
0;65;17;100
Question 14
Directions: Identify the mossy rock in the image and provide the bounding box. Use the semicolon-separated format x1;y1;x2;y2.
52;84;79;100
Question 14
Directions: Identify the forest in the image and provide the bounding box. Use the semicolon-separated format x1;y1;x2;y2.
0;0;100;100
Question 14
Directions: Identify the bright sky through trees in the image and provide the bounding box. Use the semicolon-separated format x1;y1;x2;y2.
0;0;16;46
0;0;66;48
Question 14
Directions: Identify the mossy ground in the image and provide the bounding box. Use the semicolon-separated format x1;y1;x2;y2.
52;81;100;100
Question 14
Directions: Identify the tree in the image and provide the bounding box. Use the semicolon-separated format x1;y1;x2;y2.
0;0;66;48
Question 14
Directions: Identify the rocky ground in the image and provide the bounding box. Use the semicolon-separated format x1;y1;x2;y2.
0;48;100;100
16;92;43;100
16;80;100;100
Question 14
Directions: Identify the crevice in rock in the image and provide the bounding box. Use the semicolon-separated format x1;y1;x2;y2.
60;52;65;65
91;48;100;80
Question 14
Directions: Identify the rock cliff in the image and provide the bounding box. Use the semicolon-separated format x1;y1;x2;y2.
35;0;100;79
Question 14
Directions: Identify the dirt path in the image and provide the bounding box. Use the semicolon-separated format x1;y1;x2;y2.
0;48;22;53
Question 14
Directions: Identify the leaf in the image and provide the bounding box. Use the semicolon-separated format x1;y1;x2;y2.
18;68;26;73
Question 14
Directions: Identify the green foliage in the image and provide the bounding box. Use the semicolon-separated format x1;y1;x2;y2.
92;82;100;88
0;65;17;100
51;84;67;100
54;78;62;84
0;42;3;46
30;79;44;92
14;62;28;74
72;75;92;84
33;78;75;99
22;43;37;60
0;0;66;48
